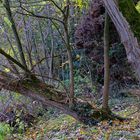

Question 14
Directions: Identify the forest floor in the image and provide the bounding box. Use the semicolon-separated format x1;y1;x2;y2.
7;94;140;140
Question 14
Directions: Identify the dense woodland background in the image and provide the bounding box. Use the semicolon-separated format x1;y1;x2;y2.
0;0;140;139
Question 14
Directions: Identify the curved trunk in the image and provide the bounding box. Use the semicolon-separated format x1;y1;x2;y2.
103;0;140;80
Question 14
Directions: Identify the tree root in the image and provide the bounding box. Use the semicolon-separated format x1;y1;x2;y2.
71;100;130;126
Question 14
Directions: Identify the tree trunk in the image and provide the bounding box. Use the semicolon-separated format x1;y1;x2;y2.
119;0;140;41
102;11;110;111
63;5;75;104
3;0;27;69
0;71;118;125
103;0;140;81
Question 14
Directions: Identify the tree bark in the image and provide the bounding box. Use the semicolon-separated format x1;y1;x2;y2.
0;71;75;116
0;48;29;73
0;71;117;125
119;0;140;41
63;1;75;104
3;0;27;69
102;11;110;111
103;0;140;81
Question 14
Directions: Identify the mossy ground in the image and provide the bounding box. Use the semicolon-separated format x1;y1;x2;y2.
6;95;140;140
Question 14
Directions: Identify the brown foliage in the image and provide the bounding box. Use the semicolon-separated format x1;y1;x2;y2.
75;0;104;49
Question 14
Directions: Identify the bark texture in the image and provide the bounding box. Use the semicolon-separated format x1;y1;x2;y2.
103;0;140;80
119;0;140;41
102;12;110;110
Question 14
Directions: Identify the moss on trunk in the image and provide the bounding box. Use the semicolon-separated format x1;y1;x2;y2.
70;99;126;125
21;79;65;102
0;72;126;126
119;0;140;41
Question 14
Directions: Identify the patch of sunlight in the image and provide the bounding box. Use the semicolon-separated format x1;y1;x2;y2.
136;2;140;13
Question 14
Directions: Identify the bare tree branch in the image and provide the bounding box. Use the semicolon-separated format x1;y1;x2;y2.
0;48;30;73
17;3;64;24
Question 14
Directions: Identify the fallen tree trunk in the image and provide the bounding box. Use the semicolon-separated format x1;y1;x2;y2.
0;72;94;125
0;72;77;118
0;71;123;125
103;0;140;80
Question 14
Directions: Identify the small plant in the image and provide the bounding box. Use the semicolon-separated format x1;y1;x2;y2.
0;123;11;140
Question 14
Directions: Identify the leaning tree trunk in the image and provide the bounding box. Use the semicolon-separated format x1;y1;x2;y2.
0;71;119;125
3;0;27;69
103;0;140;81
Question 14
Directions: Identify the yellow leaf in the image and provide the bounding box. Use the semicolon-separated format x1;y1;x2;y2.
4;68;10;73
